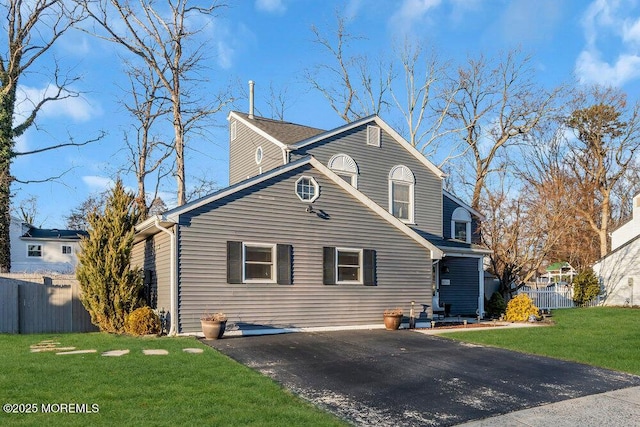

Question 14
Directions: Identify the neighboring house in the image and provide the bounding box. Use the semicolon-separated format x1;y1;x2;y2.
9;216;87;274
536;262;577;287
593;193;640;306
132;106;490;335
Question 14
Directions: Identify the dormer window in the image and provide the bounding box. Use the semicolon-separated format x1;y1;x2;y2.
328;154;359;187
452;207;472;243
389;165;415;223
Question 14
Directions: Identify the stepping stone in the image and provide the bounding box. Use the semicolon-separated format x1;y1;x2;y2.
143;349;168;355
183;348;204;354
31;347;76;353
56;349;97;355
102;349;130;357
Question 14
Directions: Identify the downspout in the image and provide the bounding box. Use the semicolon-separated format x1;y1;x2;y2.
154;219;177;336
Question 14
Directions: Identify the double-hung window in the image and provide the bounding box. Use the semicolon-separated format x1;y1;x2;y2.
244;244;275;282
27;244;42;257
451;207;472;243
323;247;376;286
227;241;292;285
336;248;362;283
389;165;415;223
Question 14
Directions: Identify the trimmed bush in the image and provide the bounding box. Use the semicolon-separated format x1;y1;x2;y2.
125;306;161;336
505;294;539;322
486;291;507;317
572;268;601;306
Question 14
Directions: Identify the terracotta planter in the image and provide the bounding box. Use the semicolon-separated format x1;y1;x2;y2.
201;319;227;339
383;314;403;330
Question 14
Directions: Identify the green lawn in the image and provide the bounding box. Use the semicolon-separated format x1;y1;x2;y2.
0;333;347;426
445;307;640;375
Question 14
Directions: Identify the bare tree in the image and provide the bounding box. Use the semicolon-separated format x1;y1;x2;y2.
80;0;233;206
0;0;102;272
11;195;40;226
448;49;561;211
305;13;391;123
388;38;463;164
66;193;106;231
481;171;576;296
120;60;173;216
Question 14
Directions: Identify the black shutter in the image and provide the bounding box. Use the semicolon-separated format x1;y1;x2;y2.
227;241;243;284
363;249;376;286
323;246;336;285
276;244;293;285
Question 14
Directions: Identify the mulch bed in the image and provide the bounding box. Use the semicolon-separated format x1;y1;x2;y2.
429;321;507;330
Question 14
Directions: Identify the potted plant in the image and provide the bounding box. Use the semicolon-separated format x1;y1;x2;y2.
200;312;227;339
383;308;403;330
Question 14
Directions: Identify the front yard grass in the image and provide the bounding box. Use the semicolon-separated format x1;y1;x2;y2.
446;307;640;375
0;333;347;426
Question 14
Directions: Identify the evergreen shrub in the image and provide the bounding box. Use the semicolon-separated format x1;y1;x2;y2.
572;268;601;306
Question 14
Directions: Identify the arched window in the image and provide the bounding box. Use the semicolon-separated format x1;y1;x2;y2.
451;207;472;243
388;165;415;223
328;154;359;187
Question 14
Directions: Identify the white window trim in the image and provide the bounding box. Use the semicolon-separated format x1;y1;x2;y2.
255;146;263;165
328;153;359;188
451;207;472;243
61;244;73;255
295;175;319;203
242;242;277;283
27;243;43;258
335;247;363;285
388;165;415;224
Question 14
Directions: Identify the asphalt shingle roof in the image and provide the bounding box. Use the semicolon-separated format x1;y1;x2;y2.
233;111;325;145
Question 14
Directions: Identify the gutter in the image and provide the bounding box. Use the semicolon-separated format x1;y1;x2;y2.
153;218;178;336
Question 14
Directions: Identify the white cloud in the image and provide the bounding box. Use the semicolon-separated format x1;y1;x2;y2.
15;84;101;123
576;0;640;86
622;16;640;44
255;0;286;14
82;176;114;194
575;49;640;85
389;0;442;34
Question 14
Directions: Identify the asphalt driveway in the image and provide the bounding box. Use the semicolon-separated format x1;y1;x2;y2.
205;330;640;426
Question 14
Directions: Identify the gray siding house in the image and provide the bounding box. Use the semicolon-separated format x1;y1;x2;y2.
133;110;490;335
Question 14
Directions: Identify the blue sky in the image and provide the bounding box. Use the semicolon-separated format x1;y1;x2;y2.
10;0;640;228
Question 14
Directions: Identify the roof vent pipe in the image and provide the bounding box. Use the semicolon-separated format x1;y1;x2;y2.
248;80;255;119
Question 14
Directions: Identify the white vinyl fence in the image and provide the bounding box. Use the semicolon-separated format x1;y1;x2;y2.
518;286;603;310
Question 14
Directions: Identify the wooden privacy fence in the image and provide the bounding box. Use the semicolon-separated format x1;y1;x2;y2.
518;286;603;310
0;274;97;334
